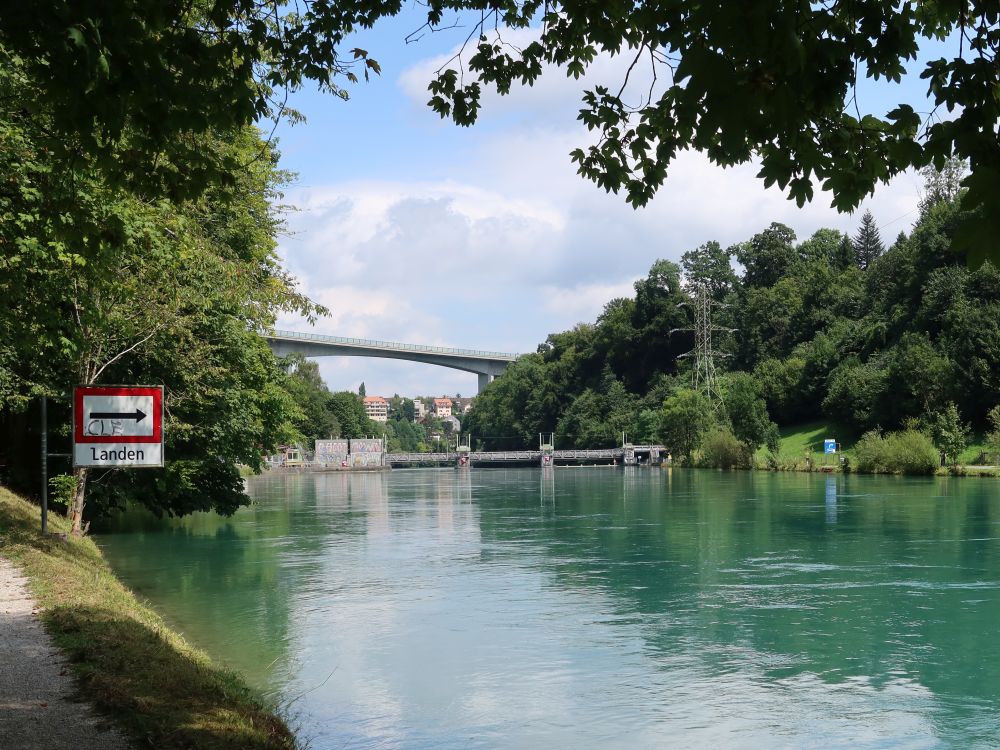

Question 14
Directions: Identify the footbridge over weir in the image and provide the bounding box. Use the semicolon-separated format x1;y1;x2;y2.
386;445;666;467
265;330;520;392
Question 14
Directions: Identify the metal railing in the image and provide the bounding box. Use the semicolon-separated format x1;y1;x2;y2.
268;329;520;361
385;448;655;464
387;453;455;463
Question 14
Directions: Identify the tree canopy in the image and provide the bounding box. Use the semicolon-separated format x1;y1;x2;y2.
2;2;996;262
0;49;320;527
467;183;1000;464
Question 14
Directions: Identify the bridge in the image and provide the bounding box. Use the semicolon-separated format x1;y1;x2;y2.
265;330;520;392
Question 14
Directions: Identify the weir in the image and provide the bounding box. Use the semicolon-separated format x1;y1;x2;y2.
386;446;666;468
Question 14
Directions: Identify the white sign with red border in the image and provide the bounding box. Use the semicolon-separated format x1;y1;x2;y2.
73;386;164;467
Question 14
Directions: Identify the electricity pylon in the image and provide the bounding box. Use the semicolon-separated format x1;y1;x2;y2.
671;282;734;407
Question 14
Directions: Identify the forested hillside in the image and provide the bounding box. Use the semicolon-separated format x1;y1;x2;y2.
466;169;1000;464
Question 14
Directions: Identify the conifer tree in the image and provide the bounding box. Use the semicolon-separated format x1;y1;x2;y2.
834;235;855;270
852;210;885;270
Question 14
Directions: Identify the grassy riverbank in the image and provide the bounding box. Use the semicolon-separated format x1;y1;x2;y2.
0;485;295;750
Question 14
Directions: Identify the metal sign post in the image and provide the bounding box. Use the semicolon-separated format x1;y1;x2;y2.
40;395;47;534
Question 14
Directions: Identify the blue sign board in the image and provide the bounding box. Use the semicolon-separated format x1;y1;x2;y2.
823;439;837;454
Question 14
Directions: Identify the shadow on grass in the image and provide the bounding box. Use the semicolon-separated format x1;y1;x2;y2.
42;603;295;750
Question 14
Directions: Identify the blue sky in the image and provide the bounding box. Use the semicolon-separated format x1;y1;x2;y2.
273;14;957;398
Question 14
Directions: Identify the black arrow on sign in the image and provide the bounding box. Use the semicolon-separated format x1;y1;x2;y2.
89;409;147;422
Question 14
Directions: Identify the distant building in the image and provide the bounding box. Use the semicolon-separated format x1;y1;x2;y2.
363;396;389;422
452;397;475;414
413;398;427;422
433;398;452;417
441;415;461;433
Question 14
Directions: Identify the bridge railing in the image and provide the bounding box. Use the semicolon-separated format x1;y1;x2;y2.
388;453;455;463
386;449;629;463
554;449;621;459
269;329;519;361
469;451;541;461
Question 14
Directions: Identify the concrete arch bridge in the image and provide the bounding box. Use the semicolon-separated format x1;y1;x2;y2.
265;329;520;393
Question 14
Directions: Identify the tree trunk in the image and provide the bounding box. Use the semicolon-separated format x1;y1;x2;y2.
68;467;88;536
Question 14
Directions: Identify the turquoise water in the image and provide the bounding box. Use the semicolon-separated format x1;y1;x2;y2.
95;468;1000;748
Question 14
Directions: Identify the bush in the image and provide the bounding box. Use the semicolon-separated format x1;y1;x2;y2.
48;474;77;509
852;429;938;475
759;452;812;471
700;428;751;469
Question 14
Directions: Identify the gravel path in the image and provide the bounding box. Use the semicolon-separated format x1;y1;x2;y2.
0;556;132;749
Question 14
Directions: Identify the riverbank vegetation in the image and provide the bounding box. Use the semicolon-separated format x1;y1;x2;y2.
466;173;1000;476
0;485;295;749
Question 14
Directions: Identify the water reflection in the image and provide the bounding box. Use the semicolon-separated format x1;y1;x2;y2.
96;468;1000;748
825;474;838;524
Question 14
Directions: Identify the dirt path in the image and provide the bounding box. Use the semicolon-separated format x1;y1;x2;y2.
0;556;132;749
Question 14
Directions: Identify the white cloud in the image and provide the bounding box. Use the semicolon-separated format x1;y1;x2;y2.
539;280;639;324
275;39;927;396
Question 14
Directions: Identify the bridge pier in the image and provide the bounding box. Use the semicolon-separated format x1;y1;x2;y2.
477;373;493;392
540;446;554;469
623;443;637;466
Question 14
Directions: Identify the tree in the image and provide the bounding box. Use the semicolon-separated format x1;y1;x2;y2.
930;402;970;466
329;392;371;439
986;406;1000;466
4;4;997;264
734;224;798;289
282;357;339;445
0;51;322;528
753;357;808;425
919;158;968;217
823;358;890;431
419;1;1000;263
628;260;693;391
720;373;779;454
451;194;998;455
852;210;885;270
797;229;849;268
681;241;737;301
0;4;383;200
659;389;713;464
359;382;367;398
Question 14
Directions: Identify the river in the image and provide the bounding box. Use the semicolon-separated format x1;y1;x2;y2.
94;468;1000;749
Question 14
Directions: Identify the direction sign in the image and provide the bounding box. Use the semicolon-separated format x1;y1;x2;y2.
823;439;837;454
73;386;163;467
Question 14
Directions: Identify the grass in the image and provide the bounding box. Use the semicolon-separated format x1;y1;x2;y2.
754;420;857;470
775;420;857;456
0;485;296;750
957;433;995;465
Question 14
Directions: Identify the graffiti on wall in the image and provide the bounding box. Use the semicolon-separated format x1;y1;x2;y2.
349;438;383;467
315;439;349;465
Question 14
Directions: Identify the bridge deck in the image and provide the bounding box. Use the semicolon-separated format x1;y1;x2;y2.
269;329;519;362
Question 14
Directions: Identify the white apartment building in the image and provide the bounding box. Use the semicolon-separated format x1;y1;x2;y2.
363;396;389;422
